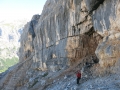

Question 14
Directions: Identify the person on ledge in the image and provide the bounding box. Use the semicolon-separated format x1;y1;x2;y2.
76;70;81;85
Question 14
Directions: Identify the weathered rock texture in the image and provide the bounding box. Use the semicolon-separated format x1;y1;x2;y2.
0;0;120;90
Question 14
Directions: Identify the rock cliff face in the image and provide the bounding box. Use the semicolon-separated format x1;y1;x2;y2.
0;0;120;90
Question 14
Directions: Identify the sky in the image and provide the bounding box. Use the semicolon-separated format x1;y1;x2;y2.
0;0;47;21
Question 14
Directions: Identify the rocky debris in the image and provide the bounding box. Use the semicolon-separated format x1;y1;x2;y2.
0;0;120;90
44;72;120;90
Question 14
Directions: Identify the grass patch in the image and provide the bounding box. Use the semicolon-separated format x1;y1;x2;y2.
0;57;19;73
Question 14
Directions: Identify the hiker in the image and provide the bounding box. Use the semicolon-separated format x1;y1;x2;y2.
76;70;81;85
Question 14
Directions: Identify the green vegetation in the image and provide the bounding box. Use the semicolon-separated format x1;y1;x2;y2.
0;57;19;73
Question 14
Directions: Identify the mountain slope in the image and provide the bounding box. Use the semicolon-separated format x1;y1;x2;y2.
0;0;120;90
0;19;28;73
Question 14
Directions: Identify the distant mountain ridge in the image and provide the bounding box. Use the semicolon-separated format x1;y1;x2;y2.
0;19;28;73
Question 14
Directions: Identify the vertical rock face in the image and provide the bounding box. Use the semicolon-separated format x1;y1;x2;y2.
19;15;40;62
93;0;120;70
22;0;102;72
0;0;120;89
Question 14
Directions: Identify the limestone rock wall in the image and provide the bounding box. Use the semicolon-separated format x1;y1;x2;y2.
0;0;120;89
93;0;120;70
19;0;101;72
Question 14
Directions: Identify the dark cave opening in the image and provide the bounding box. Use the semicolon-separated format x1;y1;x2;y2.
89;0;105;14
